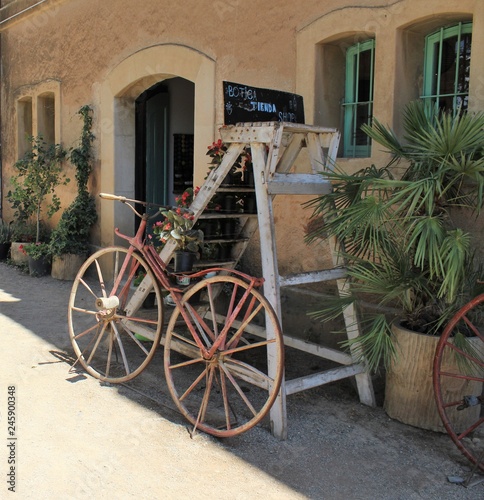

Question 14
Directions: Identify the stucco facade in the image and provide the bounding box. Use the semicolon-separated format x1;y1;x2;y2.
1;0;483;274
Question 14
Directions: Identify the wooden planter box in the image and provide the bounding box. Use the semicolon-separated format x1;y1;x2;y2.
10;242;29;265
51;254;86;280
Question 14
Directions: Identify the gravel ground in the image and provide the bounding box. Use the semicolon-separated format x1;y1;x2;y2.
0;260;482;499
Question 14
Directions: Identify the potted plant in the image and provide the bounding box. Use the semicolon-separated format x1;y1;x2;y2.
49;105;97;280
152;187;203;272
9;221;37;265
152;186;204;273
20;242;51;276
0;220;12;260
206;139;250;185
306;100;484;431
7;135;68;275
153;207;204;272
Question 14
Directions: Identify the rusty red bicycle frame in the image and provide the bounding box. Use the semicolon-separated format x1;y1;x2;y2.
111;211;265;361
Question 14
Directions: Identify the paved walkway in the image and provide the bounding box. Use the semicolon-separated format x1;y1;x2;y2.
0;261;481;499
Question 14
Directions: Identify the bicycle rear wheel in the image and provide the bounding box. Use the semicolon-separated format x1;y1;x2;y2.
433;294;484;471
68;247;163;383
164;275;284;437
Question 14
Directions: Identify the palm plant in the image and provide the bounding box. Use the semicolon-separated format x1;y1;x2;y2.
306;100;484;372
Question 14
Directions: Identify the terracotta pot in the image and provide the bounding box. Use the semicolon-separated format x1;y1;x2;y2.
385;321;482;432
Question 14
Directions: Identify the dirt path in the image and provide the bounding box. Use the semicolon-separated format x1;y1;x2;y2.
0;261;481;499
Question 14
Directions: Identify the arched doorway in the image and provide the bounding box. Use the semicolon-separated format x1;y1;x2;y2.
99;44;215;247
135;78;195;228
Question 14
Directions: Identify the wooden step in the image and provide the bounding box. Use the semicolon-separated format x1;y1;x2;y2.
279;268;347;287
267;173;332;195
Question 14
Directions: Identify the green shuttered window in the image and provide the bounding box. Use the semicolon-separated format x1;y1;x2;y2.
423;22;472;112
343;40;375;158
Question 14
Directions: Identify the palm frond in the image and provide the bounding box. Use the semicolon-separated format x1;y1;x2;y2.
308;290;356;323
361;119;404;157
405;216;445;276
437;229;471;300
340;314;396;372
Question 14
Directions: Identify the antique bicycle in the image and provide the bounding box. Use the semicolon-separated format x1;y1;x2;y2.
68;193;284;437
433;295;484;473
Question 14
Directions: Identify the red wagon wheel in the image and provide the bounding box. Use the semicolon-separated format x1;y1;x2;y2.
433;294;484;472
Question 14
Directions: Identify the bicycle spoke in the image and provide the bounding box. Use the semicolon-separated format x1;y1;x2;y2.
180;366;209;402
219;360;257;416
86;323;108;365
94;258;107;298
79;278;100;300
112;322;130;376
73;321;101;341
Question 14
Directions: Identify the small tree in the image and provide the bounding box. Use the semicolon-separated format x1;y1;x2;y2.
49;105;97;256
7;137;68;243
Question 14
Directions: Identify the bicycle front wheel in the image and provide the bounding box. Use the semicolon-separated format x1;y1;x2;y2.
164;275;284;437
68;247;163;383
433;294;484;471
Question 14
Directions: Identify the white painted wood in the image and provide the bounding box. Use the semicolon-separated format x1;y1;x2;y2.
277;122;338;135
326;131;341;170
220;124;276;144
270;133;305;174
281;335;353;365
267;173;332;195
279;267;347;286
328;234;376;406
285;364;366;395
208;309;352;365
251;141;288;440
266;122;287;175
305;132;325;173
120;121;374;439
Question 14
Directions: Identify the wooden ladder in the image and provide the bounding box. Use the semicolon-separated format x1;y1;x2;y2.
129;122;376;439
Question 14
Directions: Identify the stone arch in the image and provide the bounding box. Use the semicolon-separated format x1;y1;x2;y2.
99;44;216;246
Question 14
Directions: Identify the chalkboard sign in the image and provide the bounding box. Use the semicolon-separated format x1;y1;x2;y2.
223;81;304;125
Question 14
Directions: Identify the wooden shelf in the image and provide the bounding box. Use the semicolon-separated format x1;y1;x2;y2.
216;185;255;192
203;237;249;244
198;212;257;219
194;259;236;268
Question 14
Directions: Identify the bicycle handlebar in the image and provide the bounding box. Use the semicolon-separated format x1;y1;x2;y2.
99;192;128;202
99;193;193;216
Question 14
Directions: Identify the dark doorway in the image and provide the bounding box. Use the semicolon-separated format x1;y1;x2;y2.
135;83;169;219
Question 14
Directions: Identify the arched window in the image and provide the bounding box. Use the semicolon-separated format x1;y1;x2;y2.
343;39;375;158
422;22;472;112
